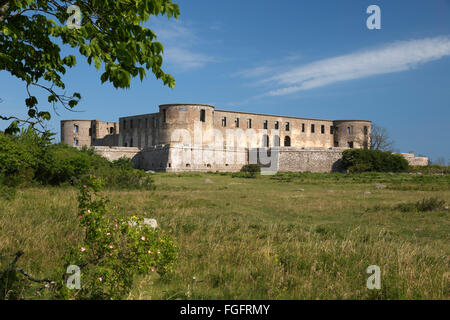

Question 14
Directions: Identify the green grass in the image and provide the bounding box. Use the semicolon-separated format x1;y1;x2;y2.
1;172;449;299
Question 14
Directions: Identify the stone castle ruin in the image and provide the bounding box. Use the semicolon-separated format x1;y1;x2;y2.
61;104;428;172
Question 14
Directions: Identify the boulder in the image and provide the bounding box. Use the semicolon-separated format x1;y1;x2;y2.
143;218;158;229
128;218;158;229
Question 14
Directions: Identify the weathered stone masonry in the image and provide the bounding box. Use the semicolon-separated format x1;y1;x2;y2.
62;103;428;172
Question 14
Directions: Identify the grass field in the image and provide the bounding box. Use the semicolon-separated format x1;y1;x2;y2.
1;172;449;299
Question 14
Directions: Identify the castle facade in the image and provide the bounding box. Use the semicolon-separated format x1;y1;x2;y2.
61;103;373;172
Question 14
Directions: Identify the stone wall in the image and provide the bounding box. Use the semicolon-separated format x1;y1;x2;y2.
89;146;431;173
398;153;429;166
91;145;346;173
90;146;141;165
277;148;345;173
138;144;248;172
137;145;170;171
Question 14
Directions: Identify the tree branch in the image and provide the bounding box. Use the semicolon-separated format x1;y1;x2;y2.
3;251;54;284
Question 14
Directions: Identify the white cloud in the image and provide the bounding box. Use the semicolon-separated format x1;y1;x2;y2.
152;19;196;43
164;47;216;70
150;18;216;71
231;66;276;78
249;36;450;96
231;54;304;79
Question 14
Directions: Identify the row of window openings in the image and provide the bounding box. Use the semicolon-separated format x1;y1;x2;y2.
263;136;355;148
121;109;368;137
123;118;158;130
73;125;115;135
147;163;218;169
222;119;337;135
123;136;357;149
122;117;364;137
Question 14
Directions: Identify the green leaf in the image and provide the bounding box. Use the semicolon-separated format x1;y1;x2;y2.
2;0;179;127
25;97;38;108
38;112;51;120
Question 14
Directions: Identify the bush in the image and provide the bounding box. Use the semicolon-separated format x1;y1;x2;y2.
55;177;177;299
1;177;177;300
0;129;153;189
0;132;38;185
0;184;17;201
0;129;56;186
241;164;261;174
97;167;155;190
394;197;447;213
234;164;261;178
409;165;450;175
111;157;135;170
342;149;409;173
37;144;92;185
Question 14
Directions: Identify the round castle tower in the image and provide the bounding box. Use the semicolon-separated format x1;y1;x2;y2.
158;104;216;146
61;120;92;147
332;120;371;149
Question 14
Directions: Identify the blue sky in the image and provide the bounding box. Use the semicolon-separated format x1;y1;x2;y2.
1;0;450;162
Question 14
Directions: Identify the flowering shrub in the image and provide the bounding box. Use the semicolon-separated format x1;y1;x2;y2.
56;176;177;299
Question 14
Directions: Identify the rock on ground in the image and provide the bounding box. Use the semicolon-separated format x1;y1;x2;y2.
143;218;158;229
128;218;158;229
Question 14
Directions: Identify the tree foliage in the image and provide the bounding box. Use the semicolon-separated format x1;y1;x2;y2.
342;149;409;173
0;129;156;192
0;0;179;133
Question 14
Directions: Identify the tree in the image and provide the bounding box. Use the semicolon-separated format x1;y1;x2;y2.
0;0;179;134
433;157;447;166
370;123;394;152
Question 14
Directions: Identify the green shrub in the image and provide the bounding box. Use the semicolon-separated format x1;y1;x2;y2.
232;172;255;179
79;146;113;170
37;144;92;185
0;184;17;201
342;149;409;173
97;168;155;190
0;128;54;186
409;165;450;175
241;164;261;174
0;132;38;181
0;129;153;189
111;157;135;170
55;177;177;299
394;197;447;213
234;164;261;178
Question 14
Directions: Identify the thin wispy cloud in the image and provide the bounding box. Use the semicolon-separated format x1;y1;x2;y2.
231;66;276;78
150;18;217;71
231;54;303;79
247;36;450;96
164;47;216;70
